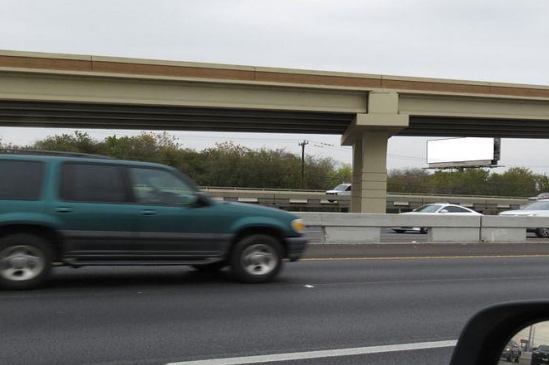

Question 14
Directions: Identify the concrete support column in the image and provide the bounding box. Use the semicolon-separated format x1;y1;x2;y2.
351;139;364;212
342;91;409;213
351;130;391;213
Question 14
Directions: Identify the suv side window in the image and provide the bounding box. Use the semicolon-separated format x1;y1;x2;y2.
60;163;127;203
129;167;196;206
0;160;44;200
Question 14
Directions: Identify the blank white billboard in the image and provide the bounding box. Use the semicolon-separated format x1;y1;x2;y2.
427;137;498;168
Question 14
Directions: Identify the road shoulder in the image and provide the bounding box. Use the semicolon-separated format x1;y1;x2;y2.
303;242;549;259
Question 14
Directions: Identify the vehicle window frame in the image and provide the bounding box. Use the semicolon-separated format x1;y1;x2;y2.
0;159;45;201
59;161;132;204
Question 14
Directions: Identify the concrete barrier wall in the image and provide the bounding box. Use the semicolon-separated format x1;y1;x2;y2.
297;212;549;244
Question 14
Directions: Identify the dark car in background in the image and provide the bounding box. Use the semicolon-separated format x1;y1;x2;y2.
0;151;308;289
532;345;549;365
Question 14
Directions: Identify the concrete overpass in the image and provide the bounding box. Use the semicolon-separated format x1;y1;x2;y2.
0;49;549;213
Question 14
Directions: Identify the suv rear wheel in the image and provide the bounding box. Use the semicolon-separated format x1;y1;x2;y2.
230;234;283;283
0;234;53;290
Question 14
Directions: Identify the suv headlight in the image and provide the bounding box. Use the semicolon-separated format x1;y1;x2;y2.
291;219;306;233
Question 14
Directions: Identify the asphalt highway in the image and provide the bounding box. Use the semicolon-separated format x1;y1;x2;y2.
2;251;549;365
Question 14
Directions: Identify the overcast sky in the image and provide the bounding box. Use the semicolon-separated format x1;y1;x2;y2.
1;0;548;174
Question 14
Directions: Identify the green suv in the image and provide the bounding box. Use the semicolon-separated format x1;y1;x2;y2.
0;151;308;289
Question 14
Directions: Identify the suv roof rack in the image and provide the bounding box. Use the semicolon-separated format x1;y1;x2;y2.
0;149;116;160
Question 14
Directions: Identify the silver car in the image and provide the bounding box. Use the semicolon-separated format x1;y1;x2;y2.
499;199;549;237
325;183;351;202
394;203;482;233
529;192;549;201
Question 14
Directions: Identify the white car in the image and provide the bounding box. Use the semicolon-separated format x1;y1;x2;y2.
394;203;482;233
325;183;351;202
499;199;549;237
528;192;549;201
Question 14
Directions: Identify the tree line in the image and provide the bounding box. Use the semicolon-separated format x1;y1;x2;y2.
1;131;547;197
388;167;549;197
0;132;351;190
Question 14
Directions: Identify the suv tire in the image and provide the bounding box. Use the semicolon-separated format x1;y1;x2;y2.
230;234;283;283
0;234;53;290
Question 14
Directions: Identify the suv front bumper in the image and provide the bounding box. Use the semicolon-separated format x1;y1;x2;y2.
286;236;308;261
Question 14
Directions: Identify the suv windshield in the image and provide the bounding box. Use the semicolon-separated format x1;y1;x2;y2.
333;184;350;191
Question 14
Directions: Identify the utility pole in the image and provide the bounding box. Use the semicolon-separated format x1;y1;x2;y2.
528;325;536;351
298;140;308;188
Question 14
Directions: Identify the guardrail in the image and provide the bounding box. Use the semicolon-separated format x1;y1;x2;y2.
201;186;527;200
201;186;327;193
297;212;549;243
202;188;527;214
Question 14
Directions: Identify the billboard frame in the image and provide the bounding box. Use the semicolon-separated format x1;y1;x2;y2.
426;137;501;169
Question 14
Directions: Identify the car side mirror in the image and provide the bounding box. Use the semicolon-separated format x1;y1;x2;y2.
450;301;549;365
193;191;212;208
440;209;449;214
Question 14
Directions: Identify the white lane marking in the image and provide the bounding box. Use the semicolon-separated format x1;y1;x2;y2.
166;339;457;365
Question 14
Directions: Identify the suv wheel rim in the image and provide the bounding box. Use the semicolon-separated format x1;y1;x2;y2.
241;244;277;276
0;245;45;281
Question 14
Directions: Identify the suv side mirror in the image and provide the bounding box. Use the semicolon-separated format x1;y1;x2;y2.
193;192;212;207
450;301;549;365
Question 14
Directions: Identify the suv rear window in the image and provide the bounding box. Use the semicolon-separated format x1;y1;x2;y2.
60;163;127;203
0;160;44;200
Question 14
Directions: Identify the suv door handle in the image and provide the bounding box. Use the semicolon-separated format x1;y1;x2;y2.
55;207;73;213
140;209;156;216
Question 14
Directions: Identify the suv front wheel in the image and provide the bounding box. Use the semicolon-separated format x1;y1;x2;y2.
0;234;53;290
230;234;283;283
